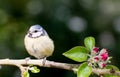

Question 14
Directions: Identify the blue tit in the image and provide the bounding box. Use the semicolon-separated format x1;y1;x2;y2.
24;25;54;59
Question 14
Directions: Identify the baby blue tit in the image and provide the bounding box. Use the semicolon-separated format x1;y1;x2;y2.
24;25;54;59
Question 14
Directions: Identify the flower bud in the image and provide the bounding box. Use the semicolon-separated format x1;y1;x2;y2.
98;62;106;68
92;47;99;53
99;49;108;61
93;56;99;62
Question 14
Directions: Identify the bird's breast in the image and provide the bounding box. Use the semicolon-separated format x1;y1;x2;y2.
24;35;54;59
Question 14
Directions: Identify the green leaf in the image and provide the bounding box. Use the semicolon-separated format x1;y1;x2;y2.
77;62;92;77
23;71;30;77
63;46;89;62
104;65;119;77
29;66;40;73
84;37;95;51
106;65;119;71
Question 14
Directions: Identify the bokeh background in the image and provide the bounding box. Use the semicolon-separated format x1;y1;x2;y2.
0;0;120;77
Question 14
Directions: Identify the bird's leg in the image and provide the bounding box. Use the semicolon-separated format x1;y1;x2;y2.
42;57;47;66
25;57;31;64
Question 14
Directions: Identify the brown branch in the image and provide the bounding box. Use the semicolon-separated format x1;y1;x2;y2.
0;59;120;76
92;68;120;76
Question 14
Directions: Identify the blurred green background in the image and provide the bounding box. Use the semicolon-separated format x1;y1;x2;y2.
0;0;120;77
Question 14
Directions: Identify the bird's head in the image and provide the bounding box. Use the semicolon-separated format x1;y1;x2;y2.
27;24;48;38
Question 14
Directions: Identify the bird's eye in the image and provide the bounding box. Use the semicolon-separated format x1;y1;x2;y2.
34;30;38;33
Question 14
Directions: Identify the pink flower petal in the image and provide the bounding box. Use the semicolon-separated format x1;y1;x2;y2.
92;47;99;53
99;49;108;61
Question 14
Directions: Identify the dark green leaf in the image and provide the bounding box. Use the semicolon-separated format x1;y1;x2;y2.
77;62;92;77
84;37;95;51
63;46;89;62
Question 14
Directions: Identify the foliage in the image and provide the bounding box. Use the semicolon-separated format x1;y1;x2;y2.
84;37;95;51
63;36;119;77
63;46;89;62
23;66;40;77
77;62;92;77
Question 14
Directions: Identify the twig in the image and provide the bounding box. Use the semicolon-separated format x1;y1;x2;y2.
92;68;120;76
0;59;120;76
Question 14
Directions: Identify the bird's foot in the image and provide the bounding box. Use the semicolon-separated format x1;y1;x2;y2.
42;57;46;66
25;57;31;64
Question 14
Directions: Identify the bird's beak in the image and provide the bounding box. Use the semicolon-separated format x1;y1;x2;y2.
27;31;32;37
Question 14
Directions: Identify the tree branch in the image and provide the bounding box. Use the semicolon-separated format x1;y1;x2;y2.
0;59;120;76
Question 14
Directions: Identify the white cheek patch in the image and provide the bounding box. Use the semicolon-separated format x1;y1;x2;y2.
32;32;41;37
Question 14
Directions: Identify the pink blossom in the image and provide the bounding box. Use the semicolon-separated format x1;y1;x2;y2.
99;49;108;61
92;47;99;53
99;62;106;68
93;56;99;62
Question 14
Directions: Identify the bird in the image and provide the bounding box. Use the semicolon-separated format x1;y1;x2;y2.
24;25;54;61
